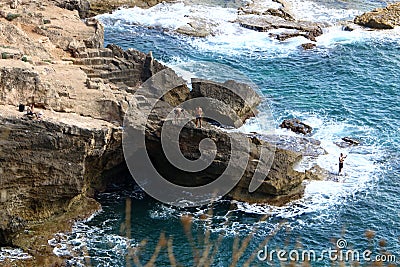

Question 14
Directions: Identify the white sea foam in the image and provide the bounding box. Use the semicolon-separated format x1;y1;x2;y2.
98;3;237;31
0;247;32;262
49;220;135;266
97;2;315;57
234;112;382;222
97;0;400;59
284;0;362;23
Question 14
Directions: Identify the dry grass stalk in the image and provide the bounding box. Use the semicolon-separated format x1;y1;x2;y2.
230;215;270;267
180;214;200;265
243;221;285;267
144;232;167;267
167;237;178;267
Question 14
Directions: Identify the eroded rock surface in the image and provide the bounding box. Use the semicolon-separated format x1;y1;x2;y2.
0;106;122;245
354;2;400;29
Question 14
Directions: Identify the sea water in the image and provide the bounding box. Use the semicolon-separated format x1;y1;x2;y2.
51;0;399;266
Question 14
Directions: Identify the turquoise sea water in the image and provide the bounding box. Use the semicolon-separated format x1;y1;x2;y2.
55;0;399;266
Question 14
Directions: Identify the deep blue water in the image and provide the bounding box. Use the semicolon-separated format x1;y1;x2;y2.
63;1;400;266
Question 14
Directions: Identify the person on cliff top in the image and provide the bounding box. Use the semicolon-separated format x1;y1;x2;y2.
174;107;184;124
339;153;347;175
26;104;37;119
195;106;203;128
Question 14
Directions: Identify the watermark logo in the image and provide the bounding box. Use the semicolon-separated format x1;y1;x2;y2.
122;62;275;207
257;238;397;264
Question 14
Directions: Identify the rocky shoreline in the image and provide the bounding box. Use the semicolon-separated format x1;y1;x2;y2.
0;0;396;265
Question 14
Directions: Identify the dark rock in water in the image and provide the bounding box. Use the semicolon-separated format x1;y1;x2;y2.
342;25;354;31
270;32;299;41
280;118;312;135
271;32;318;42
301;43;316;50
354;2;400;29
188;78;261;128
342;137;360;145
335;137;360;148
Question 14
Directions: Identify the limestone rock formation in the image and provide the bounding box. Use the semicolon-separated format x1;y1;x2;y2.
0;106;123;245
0;2;102;62
231;147;304;205
189;79;261;127
53;0;91;18
354;2;400;29
280;118;313;135
237;14;323;41
236;0;323;41
129;104;327;206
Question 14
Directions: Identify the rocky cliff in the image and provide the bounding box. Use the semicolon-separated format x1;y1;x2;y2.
0;0;161;253
0;0;329;264
354;2;400;29
0;105;122;245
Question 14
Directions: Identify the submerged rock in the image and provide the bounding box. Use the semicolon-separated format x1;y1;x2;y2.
354;2;400;29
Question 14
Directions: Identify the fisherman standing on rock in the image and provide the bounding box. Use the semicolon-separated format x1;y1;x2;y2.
339;153;347;175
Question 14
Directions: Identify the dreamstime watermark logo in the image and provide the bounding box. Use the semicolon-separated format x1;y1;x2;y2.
122;62;275;207
257;238;398;264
